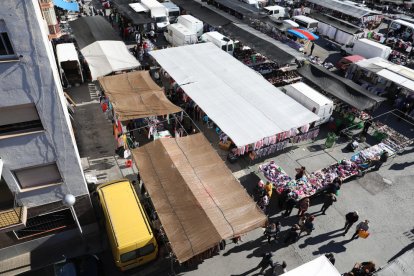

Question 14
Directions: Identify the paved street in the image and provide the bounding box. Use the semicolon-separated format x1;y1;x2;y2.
67;82;414;275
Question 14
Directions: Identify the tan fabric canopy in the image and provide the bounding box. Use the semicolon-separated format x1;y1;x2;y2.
98;71;181;120
132;133;267;263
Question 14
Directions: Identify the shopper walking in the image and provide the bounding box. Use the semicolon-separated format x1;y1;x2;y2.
284;224;300;244
299;215;315;236
272;261;288;275
309;42;315;56
284;195;296;217
343;211;359;235
297;197;310;217
264;222;281;244
351;220;370;240
320;193;337;215
372;151;388;171
257;251;275;275
278;189;291;209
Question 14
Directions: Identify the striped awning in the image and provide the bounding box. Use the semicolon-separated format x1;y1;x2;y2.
288;28;319;41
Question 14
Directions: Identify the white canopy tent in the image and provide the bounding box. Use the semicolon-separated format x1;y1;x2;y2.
150;43;319;147
56;43;79;63
81;41;140;80
283;256;341;276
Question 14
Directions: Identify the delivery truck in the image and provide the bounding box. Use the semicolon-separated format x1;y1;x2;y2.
161;1;180;23
264;5;289;22
282;82;333;126
177;15;204;37
141;0;170;30
56;43;83;87
340;38;391;59
164;23;198;47
200;31;235;55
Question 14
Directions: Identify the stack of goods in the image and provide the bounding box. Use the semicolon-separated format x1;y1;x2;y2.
259;161;292;188
373;122;412;152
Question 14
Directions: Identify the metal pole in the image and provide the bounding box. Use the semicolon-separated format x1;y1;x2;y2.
69;205;83;236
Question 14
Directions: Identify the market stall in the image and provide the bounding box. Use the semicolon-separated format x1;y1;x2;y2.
150;43;320;160
131;133;267;264
283;256;341;276
69;16;140;80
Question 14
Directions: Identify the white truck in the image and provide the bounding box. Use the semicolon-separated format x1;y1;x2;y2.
341;38;391;59
282;82;333;126
200;31;235;55
264;5;289;21
161;1;180;23
240;0;260;9
164;23;198;47
141;0;170;30
177;15;204;37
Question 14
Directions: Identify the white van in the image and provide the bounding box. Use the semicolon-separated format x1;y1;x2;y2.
200;32;234;55
292;15;319;33
177;15;204;37
282;82;333;126
264;5;289;21
161;1;180;23
241;0;260;9
164;23;198;47
56;43;83;86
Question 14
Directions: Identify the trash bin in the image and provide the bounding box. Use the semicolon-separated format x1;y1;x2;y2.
325;132;337;148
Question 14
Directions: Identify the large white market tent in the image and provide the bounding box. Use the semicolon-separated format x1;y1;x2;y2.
283;256;341;276
150;43;320;147
69;16;140;80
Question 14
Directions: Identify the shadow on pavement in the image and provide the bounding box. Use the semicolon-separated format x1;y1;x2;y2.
298;228;345;248
312;239;352;255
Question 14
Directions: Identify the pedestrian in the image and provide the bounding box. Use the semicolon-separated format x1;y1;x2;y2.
351;220;370;240
299;215;315;236
372;151;388;171
295;166;306;180
309;42;315;56
278;188;291;209
325;253;335;265
320;193;337;215
343;211;359;235
326;177;342;195
272;261;288;275
256;180;267;200
259;194;270;213
361;120;372;137
257;252;275;275
264;222;281;244
265;181;273;198
284;195;296;217
284;224;300;244
297;197;310;217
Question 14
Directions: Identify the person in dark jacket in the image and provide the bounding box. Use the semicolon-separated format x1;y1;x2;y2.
320;193;337;215
284;225;300;244
283;195;296;217
258;252;275;274
264;222;281;244
344;211;359;235
372;151;388;171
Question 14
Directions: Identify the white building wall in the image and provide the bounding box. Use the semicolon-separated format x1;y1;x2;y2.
0;0;89;207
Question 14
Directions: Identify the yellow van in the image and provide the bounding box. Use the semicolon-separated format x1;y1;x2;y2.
97;180;158;271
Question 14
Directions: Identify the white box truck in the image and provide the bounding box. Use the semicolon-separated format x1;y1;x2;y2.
141;0;170;30
282;82;333;126
200;31;235;55
164;23;198;47
341;38;391;59
177;15;204;37
161;1;180;23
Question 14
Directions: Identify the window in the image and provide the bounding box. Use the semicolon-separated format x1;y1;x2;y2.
0;20;16;59
0;103;43;137
120;243;156;263
14;163;62;190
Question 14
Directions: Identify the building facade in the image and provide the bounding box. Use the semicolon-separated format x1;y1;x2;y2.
0;0;95;273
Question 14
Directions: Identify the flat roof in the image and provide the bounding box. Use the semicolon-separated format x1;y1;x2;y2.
286;82;333;106
150;43;319;147
293;15;319;24
98;181;152;247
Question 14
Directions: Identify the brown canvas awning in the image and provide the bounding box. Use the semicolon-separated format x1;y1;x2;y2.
132;133;266;263
98;71;182;120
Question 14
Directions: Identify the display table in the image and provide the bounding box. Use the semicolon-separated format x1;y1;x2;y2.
153;130;172;140
373;122;412;153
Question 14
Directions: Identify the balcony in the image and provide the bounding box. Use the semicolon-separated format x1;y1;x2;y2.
0;206;27;233
48;23;62;39
39;0;54;9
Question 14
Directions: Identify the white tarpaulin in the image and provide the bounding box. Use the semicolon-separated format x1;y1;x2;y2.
283;256;341;276
150;43;319;147
81;41;140;80
56;43;79;63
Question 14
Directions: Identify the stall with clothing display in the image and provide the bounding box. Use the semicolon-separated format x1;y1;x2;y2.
150;43;320;161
